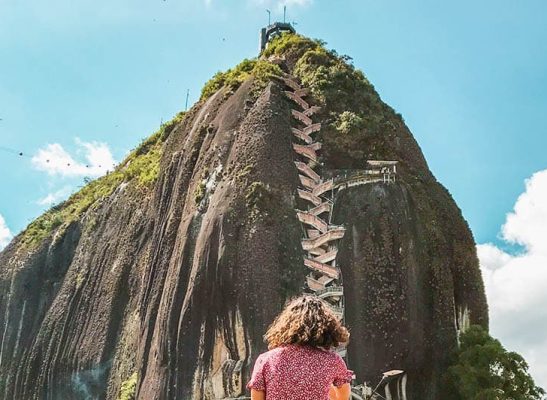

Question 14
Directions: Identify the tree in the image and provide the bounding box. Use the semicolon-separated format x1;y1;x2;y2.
446;325;545;400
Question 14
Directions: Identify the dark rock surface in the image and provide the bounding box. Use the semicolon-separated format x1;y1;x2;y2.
0;40;487;400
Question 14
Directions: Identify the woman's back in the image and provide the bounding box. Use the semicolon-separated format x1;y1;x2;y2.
248;344;352;400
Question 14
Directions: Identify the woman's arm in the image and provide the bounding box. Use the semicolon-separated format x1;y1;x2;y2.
251;389;266;400
329;383;351;400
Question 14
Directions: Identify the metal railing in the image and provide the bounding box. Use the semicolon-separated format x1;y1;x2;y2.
316;285;344;298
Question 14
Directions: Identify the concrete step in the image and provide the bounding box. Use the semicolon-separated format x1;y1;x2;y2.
309;247;327;256
312;179;333;196
277;75;301;91
297;189;322;206
295;87;310;98
334;177;383;192
307;276;325;291
301;227;346;251
309;202;332;216
292;127;313;144
304;105;321;117
293;143;319;162
307;229;320;238
307;275;335;291
314;249;338;263
302;123;322;135
334;346;347;358
291;109;313;126
297;211;328;233
304;258;339;279
318;275;334;285
285;91;310;110
299;175;317;191
294;161;320;182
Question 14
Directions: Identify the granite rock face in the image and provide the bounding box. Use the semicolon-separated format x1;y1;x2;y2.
0;38;487;400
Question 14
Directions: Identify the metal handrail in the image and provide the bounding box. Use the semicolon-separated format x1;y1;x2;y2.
315;286;344;297
327;304;344;315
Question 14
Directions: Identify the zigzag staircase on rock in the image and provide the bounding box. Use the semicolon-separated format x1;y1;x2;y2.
279;75;347;356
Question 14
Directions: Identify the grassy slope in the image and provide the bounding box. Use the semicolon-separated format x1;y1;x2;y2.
18;112;185;249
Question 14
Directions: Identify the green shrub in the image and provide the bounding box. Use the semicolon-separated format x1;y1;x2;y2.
201;59;257;100
445;325;545;400
263;32;400;167
293;45;374;114
200;59;282;100
194;181;206;205
117;372;137;400
249;61;283;96
200;71;229;100
160;111;186;140
333;111;364;135
262;33;323;60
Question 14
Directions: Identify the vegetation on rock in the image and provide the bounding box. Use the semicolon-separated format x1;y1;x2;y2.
0;32;503;400
200;33;401;168
262;33;324;61
445;326;545;400
19;112;186;249
200;59;283;100
194;181;207;205
117;373;137;400
333;111;364;135
245;181;271;212
263;33;401;168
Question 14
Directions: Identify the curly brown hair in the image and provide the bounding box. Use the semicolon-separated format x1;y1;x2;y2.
264;294;350;350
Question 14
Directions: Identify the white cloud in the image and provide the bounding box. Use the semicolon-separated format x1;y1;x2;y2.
478;169;547;389
31;139;116;178
36;186;74;207
0;214;13;251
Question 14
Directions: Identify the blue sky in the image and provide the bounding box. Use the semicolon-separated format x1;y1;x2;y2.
1;0;547;387
0;0;545;243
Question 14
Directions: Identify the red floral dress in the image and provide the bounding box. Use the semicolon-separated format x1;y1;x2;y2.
247;344;354;400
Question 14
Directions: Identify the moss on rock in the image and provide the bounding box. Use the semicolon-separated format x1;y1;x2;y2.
200;59;282;100
117;373;137;400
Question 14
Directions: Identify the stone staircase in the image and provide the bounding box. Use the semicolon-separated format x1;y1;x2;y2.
280;75;348;360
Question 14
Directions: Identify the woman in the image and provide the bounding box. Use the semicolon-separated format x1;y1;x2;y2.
247;294;353;400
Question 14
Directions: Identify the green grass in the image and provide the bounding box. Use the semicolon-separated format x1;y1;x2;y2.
194;181;206;205
332;111;364;135
19;112;186;249
262;33;325;60
117;372;137;400
245;181;271;211
235;164;254;182
200;59;283;100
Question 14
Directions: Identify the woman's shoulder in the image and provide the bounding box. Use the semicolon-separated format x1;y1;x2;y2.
256;346;287;361
259;344;342;360
318;347;343;359
291;344;342;359
309;346;347;366
258;344;312;357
